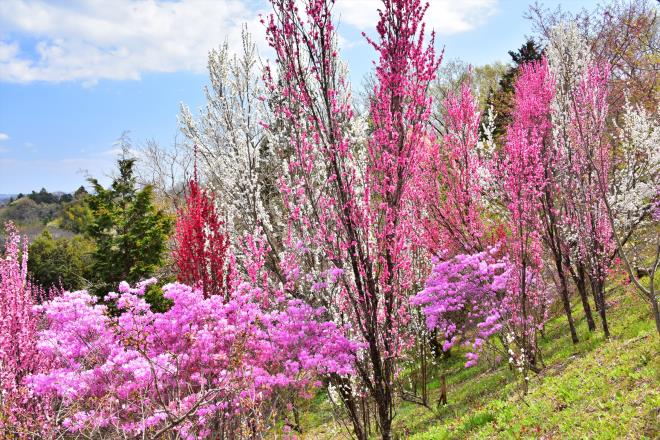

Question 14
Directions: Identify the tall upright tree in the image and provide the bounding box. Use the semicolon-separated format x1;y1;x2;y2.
487;39;543;144
417;79;487;255
0;222;52;437
264;0;440;437
87;150;173;296
562;62;615;338
500;59;554;382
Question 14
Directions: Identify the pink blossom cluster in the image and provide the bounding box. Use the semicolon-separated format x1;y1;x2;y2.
417;80;486;255
411;248;510;367
0;222;53;437
24;280;357;437
0;219;357;439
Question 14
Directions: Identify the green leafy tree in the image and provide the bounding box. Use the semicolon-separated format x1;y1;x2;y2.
87;154;173;295
28;230;95;291
28;188;59;204
59;197;94;234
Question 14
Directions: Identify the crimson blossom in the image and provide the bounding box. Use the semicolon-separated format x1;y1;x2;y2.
173;177;232;298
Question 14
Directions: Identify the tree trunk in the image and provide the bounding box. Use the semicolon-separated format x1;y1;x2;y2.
377;402;393;440
421;335;428;406
592;279;610;339
334;375;367;440
575;264;596;331
437;373;447;406
650;290;660;336
555;257;579;343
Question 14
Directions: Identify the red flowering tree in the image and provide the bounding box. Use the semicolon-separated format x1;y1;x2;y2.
173;178;232;298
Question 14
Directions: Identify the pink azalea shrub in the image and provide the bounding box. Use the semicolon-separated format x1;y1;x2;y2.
411;247;511;367
20;279;356;437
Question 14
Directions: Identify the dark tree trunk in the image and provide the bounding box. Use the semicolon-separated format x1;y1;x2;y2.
555;256;579;343
420;334;428;406
592;278;610;339
437;374;447;406
575;264;596;331
651;292;660;336
333;375;367;440
542;189;579;343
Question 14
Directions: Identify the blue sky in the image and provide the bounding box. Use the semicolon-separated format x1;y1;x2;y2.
0;0;598;194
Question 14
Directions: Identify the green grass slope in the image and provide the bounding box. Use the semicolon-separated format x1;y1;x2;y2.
296;277;659;439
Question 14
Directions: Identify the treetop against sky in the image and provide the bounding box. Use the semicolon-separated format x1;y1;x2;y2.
0;0;599;194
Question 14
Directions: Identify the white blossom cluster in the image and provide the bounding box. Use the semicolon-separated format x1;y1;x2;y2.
547;20;592;163
610;100;660;232
476;103;504;215
179;28;282;250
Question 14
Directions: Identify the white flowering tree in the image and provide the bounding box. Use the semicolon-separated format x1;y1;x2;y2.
178;28;287;282
605;100;660;334
546;21;597;336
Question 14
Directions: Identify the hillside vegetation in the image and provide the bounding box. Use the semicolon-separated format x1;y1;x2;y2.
295;276;659;439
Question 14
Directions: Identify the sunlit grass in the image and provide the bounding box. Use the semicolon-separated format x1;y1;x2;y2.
296;277;659;439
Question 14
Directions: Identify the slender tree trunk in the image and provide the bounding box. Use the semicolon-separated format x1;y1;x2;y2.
575;264;596;331
361;397;370;438
438;374;447;406
555;257;579;343
377;399;392;440
421;335;428;406
334;375;367;440
650;290;660;336
592;279;610;339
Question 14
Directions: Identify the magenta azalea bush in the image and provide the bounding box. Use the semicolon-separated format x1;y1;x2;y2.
0;222;357;438
411;247;510;367
28;281;356;437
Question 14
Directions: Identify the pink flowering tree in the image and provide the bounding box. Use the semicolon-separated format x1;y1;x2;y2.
513;55;583;344
416;79;486;255
0;222;53;438
561;61;615;338
27;278;357;438
263;0;440;437
499;59;554;382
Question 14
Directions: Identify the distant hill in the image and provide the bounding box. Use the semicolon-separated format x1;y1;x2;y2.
0;194;18;205
0;187;88;243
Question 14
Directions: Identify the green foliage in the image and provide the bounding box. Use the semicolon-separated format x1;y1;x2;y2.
59;196;94;234
142;282;174;313
27;188;59;204
86;155;173;296
0;197;59;225
28;230;95;291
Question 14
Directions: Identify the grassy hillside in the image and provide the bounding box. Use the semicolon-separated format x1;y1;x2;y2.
294;274;659;439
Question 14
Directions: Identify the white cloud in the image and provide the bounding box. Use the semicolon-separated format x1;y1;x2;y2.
335;0;497;35
0;0;269;84
0;132;9;141
0;0;497;84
